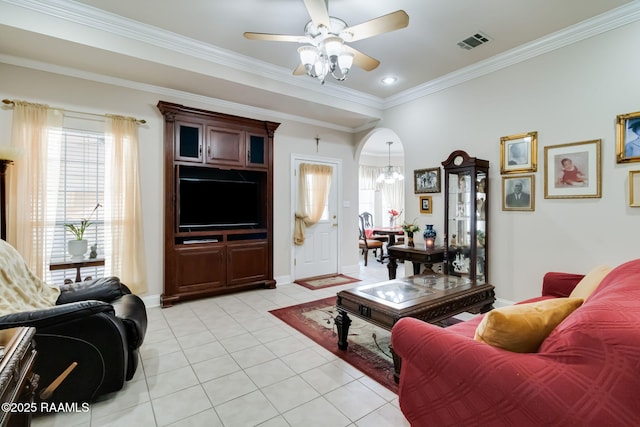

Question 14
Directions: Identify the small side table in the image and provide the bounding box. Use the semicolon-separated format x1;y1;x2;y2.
49;258;105;283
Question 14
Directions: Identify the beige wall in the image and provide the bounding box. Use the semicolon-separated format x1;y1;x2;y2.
1;18;638;304
382;19;640;302
0;64;360;303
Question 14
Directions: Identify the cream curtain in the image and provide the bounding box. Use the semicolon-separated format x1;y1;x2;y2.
294;163;333;245
359;165;382;190
381;170;405;224
7;101;63;277
105;115;148;294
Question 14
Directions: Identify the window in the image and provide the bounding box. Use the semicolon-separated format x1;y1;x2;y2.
303;174;330;221
48;128;105;283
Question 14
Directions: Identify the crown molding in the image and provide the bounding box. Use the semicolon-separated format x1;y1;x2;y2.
384;1;640;108
1;0;385;110
0;53;366;133
3;0;639;115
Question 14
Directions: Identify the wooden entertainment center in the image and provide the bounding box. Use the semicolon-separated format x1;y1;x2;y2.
157;101;280;307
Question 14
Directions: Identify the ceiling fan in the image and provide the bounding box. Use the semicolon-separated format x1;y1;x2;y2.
243;0;409;83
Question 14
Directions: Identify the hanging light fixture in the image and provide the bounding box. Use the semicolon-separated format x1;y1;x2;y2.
377;141;404;184
297;18;355;84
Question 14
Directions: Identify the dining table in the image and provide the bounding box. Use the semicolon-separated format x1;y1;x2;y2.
372;226;404;262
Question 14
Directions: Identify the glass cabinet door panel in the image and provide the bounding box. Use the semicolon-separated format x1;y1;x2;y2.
443;150;490;282
176;123;203;162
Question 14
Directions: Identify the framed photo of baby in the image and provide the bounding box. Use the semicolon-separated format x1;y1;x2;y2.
544;139;602;199
616;111;640;163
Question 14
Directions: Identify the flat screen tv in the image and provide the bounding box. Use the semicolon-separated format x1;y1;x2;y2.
178;177;261;230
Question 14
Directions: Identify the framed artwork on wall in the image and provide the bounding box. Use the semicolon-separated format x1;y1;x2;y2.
414;167;441;193
630;170;640;207
420;196;433;213
616;111;640;163
502;175;535;211
500;131;538;174
544;139;602;199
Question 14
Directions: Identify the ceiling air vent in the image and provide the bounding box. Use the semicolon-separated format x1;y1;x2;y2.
457;32;491;50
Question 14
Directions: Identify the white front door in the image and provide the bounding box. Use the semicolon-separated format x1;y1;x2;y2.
293;157;340;280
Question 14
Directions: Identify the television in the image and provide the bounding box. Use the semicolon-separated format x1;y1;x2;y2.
178;173;263;230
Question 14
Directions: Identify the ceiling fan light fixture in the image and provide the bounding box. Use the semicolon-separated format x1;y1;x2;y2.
298;45;318;67
323;36;344;58
338;52;354;74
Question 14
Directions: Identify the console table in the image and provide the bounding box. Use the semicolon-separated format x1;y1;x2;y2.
0;327;38;427
387;244;445;279
49;258;105;283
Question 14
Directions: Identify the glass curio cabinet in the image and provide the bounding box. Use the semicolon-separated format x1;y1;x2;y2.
442;150;489;282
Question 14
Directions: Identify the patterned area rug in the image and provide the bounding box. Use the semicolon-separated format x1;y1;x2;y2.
294;274;361;290
269;297;398;393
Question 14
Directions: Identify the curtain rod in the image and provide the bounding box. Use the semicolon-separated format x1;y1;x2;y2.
2;99;147;125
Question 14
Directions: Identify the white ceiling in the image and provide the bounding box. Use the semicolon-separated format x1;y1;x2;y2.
0;0;638;156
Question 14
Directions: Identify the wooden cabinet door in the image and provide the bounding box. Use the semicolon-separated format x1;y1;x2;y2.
175;245;226;293
175;121;204;163
206;126;244;167
227;241;268;286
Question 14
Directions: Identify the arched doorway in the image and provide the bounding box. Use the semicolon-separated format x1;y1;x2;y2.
356;128;405;228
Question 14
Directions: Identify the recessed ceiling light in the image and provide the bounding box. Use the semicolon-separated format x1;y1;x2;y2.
381;76;398;85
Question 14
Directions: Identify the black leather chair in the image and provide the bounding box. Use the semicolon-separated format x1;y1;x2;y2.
0;243;147;405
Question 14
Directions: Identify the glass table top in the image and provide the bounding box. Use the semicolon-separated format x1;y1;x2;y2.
357;274;469;304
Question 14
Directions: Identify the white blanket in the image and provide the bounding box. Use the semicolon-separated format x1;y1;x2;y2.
0;239;60;316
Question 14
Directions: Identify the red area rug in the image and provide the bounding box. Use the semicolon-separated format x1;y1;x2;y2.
294;274;360;290
269;297;398;393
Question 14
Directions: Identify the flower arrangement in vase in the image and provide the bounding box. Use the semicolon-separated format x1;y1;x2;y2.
65;203;101;260
388;209;402;227
401;220;420;247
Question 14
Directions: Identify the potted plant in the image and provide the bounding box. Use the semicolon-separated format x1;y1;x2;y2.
401;220;420;247
65;203;101;260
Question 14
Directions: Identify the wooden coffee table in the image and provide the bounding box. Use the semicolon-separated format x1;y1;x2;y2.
335;273;495;380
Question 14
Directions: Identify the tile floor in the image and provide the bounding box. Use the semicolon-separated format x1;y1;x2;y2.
33;259;410;427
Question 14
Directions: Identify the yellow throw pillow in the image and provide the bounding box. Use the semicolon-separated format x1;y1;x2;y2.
474;298;583;353
569;265;612;300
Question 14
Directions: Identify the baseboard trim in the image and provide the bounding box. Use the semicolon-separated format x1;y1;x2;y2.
140;294;161;308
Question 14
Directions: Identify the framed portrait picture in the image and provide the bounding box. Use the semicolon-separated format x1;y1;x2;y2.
630;170;640;207
414;167;441;193
502;175;535;211
616;111;640;163
544;139;602;199
500;131;538;174
420;196;433;213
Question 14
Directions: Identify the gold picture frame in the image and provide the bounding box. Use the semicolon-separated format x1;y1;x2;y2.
500;131;538;174
420;196;433;213
630;170;640;207
502;175;535;211
616;111;640;163
544;139;602;199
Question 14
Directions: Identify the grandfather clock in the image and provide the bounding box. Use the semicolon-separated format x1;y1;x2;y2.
442;150;489;282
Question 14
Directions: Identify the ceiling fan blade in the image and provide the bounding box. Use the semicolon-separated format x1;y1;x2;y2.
244;32;305;43
303;0;331;28
293;63;307;76
344;10;409;42
344;45;380;71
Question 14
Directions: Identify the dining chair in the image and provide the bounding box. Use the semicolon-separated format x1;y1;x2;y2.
358;214;384;266
359;212;388;243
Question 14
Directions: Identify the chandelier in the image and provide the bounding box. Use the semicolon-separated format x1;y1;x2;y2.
377;141;404;184
297;18;355;84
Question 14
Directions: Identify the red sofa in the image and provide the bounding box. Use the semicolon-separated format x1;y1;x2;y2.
391;259;640;426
